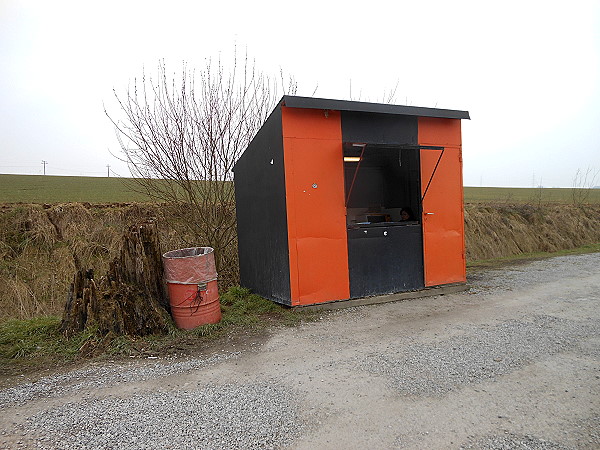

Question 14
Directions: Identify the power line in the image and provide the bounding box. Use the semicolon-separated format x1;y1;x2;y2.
0;163;131;177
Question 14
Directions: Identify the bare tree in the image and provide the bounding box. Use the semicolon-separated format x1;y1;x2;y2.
105;51;296;285
572;167;599;206
348;78;401;104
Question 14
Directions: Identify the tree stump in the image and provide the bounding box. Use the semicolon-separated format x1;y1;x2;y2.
60;219;171;337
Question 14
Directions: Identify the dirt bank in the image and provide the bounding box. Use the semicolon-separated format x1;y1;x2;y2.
0;202;599;320
465;203;600;261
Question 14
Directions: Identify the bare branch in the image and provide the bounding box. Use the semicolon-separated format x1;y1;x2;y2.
105;51;296;283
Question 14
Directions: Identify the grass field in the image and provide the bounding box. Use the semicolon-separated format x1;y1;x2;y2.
1;174;599;204
464;186;600;204
0;174;153;203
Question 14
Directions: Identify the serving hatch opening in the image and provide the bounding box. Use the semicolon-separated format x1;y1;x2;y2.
343;142;422;228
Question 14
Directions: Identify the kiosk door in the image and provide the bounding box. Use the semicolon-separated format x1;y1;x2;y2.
419;118;466;287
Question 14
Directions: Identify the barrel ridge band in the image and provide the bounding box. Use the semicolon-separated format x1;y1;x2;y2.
164;277;218;285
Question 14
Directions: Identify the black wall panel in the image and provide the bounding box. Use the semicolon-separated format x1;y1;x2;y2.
233;106;291;304
347;225;425;298
341;111;418;145
342;111;425;298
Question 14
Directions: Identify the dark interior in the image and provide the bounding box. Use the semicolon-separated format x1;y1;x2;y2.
344;144;421;227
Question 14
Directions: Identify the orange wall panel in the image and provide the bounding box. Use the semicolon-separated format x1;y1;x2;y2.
419;118;466;286
418;117;462;147
281;107;342;140
281;107;350;305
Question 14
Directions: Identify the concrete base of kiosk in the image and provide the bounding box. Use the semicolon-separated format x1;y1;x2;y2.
296;283;469;311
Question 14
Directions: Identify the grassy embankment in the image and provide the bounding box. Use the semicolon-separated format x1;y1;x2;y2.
0;174;599;376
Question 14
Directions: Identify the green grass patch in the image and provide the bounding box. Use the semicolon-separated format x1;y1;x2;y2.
0;316;63;359
0;316;107;377
0;287;316;377
180;287;312;338
220;286;307;326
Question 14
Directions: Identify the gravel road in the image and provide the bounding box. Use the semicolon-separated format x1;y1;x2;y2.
1;253;599;449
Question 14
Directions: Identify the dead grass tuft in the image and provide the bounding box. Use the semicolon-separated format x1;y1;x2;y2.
0;203;238;320
24;206;58;249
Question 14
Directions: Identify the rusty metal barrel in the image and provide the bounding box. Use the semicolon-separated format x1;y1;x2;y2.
162;247;221;329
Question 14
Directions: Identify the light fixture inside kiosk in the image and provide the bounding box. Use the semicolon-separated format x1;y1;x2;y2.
343;142;421;228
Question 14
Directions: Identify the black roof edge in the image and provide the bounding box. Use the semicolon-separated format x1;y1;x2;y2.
281;95;470;120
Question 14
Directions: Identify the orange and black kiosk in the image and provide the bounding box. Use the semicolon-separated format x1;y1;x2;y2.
233;96;470;307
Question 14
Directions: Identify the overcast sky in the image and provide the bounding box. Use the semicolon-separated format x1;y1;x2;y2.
1;0;599;187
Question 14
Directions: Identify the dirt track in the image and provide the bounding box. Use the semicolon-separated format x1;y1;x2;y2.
1;253;599;449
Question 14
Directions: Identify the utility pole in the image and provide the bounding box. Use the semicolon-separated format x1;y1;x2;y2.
42;160;47;175
107;164;111;177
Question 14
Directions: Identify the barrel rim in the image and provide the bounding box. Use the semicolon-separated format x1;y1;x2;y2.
162;246;214;259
